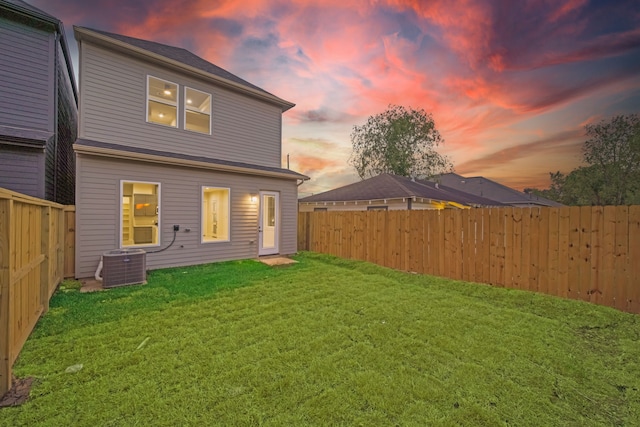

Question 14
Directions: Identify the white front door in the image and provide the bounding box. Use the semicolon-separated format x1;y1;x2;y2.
258;191;279;256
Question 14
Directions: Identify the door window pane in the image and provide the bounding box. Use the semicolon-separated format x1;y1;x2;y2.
122;181;159;247
202;187;230;242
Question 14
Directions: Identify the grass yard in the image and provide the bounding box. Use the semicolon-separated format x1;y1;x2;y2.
2;252;640;426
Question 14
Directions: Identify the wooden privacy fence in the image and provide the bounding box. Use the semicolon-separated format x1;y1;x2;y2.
298;206;640;314
0;188;72;397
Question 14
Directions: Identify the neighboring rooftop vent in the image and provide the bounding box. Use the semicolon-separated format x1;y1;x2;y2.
102;249;147;288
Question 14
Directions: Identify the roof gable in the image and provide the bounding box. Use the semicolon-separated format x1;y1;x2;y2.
74;26;294;111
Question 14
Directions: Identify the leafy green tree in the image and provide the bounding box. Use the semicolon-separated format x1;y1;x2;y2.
349;105;452;179
533;114;640;205
582;114;640;205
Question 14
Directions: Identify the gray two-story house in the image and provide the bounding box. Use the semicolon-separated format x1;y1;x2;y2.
0;0;77;204
73;26;307;278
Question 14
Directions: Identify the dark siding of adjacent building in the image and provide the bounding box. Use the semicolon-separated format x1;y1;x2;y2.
51;42;77;204
0;6;77;203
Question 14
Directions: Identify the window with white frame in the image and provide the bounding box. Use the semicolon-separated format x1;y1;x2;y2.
147;76;178;127
185;87;212;134
121;181;160;247
202;187;230;242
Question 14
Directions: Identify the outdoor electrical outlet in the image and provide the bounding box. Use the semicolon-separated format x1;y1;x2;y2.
173;225;179;231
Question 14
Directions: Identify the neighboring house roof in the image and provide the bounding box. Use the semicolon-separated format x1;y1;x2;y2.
74;26;295;111
74;139;309;181
299;173;482;207
435;173;564;207
416;179;506;207
0;0;78;105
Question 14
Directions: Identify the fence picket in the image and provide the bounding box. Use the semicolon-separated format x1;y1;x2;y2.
547;208;560;297
480;209;491;284
557;208;570;298
511;208;523;289
614;206;629;311
504;208;514;287
601;207;616;307
628;206;640;313
578;207;593;302
538;208;550;295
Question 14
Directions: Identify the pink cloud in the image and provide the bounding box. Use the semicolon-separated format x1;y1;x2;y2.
548;0;588;22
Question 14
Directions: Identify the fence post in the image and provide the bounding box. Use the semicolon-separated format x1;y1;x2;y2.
0;199;13;397
40;206;51;314
64;206;75;278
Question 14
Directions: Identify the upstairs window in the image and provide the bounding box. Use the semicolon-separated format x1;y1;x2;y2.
185;87;211;134
147;76;178;128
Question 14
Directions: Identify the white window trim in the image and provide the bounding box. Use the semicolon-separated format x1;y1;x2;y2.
120;180;161;248
201;186;231;244
146;75;179;128
184;86;212;135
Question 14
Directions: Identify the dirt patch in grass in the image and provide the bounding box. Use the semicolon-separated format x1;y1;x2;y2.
0;376;34;408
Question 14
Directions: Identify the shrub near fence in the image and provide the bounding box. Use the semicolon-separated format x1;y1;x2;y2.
298;206;640;314
0;188;70;397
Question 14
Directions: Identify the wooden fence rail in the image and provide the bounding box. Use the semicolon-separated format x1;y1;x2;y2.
298;206;640;314
0;188;71;397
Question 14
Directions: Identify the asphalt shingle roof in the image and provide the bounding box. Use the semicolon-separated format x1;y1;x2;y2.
76;27;275;98
435;173;564;207
417;179;506;206
299;173;502;206
1;0;58;22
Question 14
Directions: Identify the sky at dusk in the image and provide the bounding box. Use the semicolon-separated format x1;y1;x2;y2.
31;0;640;196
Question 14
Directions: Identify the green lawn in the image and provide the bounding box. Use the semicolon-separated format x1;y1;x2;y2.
3;252;640;426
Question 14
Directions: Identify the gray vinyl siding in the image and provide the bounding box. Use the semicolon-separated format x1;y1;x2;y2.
75;154;299;278
52;42;77;204
0;17;53;131
0;145;45;198
79;43;283;169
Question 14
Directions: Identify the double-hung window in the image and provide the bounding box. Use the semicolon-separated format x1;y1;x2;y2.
185;87;211;134
147;76;178;127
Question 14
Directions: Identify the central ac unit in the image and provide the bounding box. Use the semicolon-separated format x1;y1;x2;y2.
102;249;147;288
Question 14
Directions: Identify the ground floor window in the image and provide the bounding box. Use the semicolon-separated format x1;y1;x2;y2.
121;181;160;247
202;186;230;242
